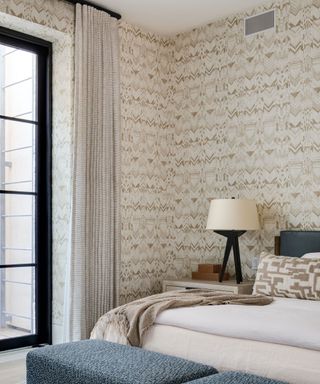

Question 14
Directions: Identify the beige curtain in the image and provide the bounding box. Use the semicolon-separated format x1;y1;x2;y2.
67;4;121;341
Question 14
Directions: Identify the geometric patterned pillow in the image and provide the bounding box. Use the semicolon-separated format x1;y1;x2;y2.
253;252;320;300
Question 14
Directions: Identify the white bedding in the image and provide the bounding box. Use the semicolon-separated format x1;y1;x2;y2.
143;325;320;384
154;297;320;351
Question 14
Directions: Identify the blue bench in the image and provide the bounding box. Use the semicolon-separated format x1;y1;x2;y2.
26;340;287;384
26;340;217;384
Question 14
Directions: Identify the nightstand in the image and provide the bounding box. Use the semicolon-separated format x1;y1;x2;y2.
163;279;254;294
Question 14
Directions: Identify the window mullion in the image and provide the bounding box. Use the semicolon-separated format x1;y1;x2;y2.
0;115;38;125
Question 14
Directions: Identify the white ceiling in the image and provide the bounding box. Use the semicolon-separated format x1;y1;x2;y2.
91;0;270;36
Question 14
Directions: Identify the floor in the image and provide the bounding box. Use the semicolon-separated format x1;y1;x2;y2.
0;348;28;384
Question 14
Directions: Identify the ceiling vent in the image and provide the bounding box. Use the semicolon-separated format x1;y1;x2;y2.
245;10;275;36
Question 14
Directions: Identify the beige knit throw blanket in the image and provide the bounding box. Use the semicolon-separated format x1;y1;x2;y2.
90;289;272;347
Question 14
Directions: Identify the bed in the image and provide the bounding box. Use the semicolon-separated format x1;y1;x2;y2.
142;231;320;384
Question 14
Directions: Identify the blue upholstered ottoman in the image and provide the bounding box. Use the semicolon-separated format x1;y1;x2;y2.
188;371;287;384
26;340;217;384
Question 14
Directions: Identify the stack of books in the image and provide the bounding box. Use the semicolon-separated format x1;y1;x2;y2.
192;263;229;281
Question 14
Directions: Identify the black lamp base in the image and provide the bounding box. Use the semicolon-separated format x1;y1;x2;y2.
215;230;246;284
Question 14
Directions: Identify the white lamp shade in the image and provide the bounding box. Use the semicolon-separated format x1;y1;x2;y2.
206;199;260;231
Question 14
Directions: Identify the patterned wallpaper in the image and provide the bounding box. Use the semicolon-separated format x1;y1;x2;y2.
118;22;176;303
119;0;320;302
0;0;74;34
170;0;320;280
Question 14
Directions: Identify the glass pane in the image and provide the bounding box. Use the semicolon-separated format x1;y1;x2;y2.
3;249;33;265
4;118;34;150
4;193;34;216
5;216;33;250
4;49;34;86
0;119;36;192
0;44;37;121
4;79;34;118
0;194;35;264
4;148;34;191
0;267;35;339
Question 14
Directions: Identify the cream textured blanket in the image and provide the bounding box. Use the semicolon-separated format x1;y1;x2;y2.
90;289;272;347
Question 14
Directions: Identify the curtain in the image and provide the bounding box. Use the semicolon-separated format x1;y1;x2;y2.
66;4;121;341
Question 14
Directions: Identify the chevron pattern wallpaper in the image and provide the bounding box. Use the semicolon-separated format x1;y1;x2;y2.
118;23;177;303
0;0;74;34
119;0;320;302
170;0;320;283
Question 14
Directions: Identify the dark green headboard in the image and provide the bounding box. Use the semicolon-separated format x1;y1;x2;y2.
280;231;320;257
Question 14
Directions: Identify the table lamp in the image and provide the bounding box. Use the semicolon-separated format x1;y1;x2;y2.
206;198;260;284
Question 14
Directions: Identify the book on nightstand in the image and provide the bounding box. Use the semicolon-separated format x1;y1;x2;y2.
198;264;221;273
192;263;229;281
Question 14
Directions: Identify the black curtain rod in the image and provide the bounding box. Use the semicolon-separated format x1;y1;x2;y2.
64;0;121;20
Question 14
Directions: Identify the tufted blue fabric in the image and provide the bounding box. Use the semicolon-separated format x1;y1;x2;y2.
26;340;217;384
188;371;287;384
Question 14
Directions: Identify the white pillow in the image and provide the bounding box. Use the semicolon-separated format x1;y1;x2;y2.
302;252;320;259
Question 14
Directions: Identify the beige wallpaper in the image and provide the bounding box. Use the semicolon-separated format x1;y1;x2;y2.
118;0;320;302
0;0;74;34
170;0;320;280
118;22;176;303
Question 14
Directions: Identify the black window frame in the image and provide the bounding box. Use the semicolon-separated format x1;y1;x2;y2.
0;27;52;351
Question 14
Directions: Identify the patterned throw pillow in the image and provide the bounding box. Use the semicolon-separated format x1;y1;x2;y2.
253;252;320;300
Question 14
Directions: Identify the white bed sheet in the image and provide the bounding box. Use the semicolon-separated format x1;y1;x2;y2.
143;324;320;384
155;297;320;351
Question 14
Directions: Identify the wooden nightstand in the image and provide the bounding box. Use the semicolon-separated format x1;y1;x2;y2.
163;279;254;294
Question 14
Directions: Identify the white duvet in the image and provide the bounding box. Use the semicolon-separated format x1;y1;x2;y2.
155;297;320;351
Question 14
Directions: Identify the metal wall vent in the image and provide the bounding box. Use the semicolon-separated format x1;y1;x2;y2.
245;10;275;36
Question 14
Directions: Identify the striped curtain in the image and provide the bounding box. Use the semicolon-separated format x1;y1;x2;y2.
66;3;121;341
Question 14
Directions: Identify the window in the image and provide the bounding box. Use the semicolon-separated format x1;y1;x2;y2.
0;27;51;351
